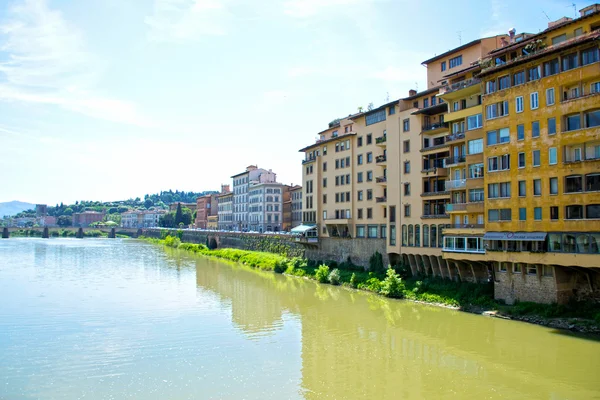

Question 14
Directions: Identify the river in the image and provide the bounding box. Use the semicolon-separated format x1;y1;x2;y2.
1;238;599;399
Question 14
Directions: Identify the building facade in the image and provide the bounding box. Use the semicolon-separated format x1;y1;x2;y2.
218;192;234;231
248;182;284;232
195;194;218;229
231;166;276;231
121;210;165;228
289;185;303;229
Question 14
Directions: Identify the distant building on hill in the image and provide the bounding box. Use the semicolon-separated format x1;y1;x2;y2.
72;211;104;227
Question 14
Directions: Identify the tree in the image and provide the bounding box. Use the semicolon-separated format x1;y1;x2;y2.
63;207;74;216
181;207;192;226
159;213;175;228
57;215;72;227
144;199;154;209
174;203;183;226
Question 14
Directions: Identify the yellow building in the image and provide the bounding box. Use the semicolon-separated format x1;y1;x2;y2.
445;4;600;304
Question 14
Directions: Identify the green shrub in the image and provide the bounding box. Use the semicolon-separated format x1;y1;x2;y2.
325;260;338;269
164;235;181;248
349;273;358;288
208;237;218;250
274;259;287;273
369;251;384;273
379;268;405;298
396;261;412;279
357;277;382;293
328;268;341;285
315;264;330;283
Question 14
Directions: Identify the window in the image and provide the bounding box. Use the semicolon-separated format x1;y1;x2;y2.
358;137;363;147
583;47;600;65
533;179;541;196
404;205;411;217
366;152;373;163
423;98;429;108
468;139;483;154
487;130;497;146
518;152;525;168
528;66;540;81
488;208;512;221
532;121;540;138
546;88;555;106
587;174;600;191
404;183;411;196
323;178;327;188
498;75;510;90
366;134;372;144
356;225;365;238
467;114;482;130
423;225;429;247
516;96;523;113
366;109;386;126
566;205;583;219
548;117;556;135
592;81;600;94
404;161;410;174
403;119;410;132
367;171;373;181
543;59;559;76
357;172;363;183
368;225;378;238
367;208;373;219
575;27;584;37
515;124;524;141
486;80;497;94
488;182;511;198
565;175;583;193
441;61;446;71
380;225;387;238
469;163;484;179
357;209;363;219
586;110;600;128
552;34;567;45
549;147;557;165
534;207;542;220
401;225;407;246
562;52;579;71
469;188;484;202
550;206;559;220
449;55;462;68
550;177;558;195
453;101;460;111
403;140;410;153
323;194;327;204
565;114;581;131
530;92;539;109
519;208;527;221
518;180;526;196
358;190;363;201
513;70;525;86
587;204;600;219
367;189;373;200
357;154;363;165
533;150;540;166
486;101;508;119
488;154;510;171
388;105;396;115
430;225;437;248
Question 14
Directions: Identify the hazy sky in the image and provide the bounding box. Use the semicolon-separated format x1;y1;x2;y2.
0;0;586;205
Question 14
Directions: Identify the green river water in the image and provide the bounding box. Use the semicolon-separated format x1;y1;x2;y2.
1;238;599;399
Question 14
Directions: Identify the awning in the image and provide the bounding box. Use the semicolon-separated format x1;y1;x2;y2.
483;232;547;241
291;224;317;234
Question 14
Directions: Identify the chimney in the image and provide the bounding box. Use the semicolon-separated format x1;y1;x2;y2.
508;28;516;43
548;17;572;29
409;89;417;96
500;37;509;47
221;184;230;193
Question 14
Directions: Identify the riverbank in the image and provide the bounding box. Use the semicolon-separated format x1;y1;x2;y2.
148;236;600;334
8;229;133;239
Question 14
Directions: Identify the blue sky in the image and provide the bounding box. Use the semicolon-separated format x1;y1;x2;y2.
0;0;589;205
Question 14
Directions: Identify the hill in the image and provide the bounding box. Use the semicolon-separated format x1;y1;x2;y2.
0;201;35;217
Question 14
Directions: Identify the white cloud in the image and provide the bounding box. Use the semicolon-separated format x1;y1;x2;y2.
0;0;151;127
145;0;232;42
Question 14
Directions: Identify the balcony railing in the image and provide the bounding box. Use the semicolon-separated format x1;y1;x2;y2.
446;203;467;212
445;179;466;190
446;132;465;143
444;224;485;230
421;142;450;152
376;136;387;144
422;213;450;219
422;122;448;132
422;159;446;171
441;77;482;95
376;196;387;203
421;190;449;197
376;176;387;183
445;155;466;166
302;156;317;164
376;155;387;163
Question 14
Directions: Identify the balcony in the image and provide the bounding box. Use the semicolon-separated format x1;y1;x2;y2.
564;142;600;164
376;196;387;203
376;136;387;145
561;89;600;104
446;203;467;212
446;132;465;143
421;190;449;198
445;155;466;166
421;141;450;153
445;179;466;190
422;122;449;134
445;223;485;230
376;155;387;164
302;156;317;164
422;213;450;219
440;77;482;95
466;202;484;213
376;176;387;184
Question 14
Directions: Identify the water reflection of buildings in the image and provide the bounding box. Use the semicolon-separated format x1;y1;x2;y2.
194;259;600;399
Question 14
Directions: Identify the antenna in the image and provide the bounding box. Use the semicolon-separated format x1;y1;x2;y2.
457;31;462;45
415;81;419;92
542;10;550;20
568;3;577;18
385;92;390;102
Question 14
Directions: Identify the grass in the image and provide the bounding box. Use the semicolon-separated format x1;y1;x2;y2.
147;235;600;325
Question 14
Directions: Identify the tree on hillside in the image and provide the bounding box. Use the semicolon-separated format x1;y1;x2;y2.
144;199;153;209
57;215;72;227
63;207;74;216
174;203;183;226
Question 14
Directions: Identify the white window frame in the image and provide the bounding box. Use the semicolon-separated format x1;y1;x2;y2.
530;92;539;110
516;96;524;113
549;147;557;165
546;88;555;106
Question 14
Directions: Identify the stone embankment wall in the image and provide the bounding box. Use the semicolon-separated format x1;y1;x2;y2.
142;229;388;269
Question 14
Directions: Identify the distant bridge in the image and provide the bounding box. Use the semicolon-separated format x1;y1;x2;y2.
1;226;142;239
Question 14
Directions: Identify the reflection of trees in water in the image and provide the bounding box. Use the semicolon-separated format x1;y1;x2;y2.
192;255;600;399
